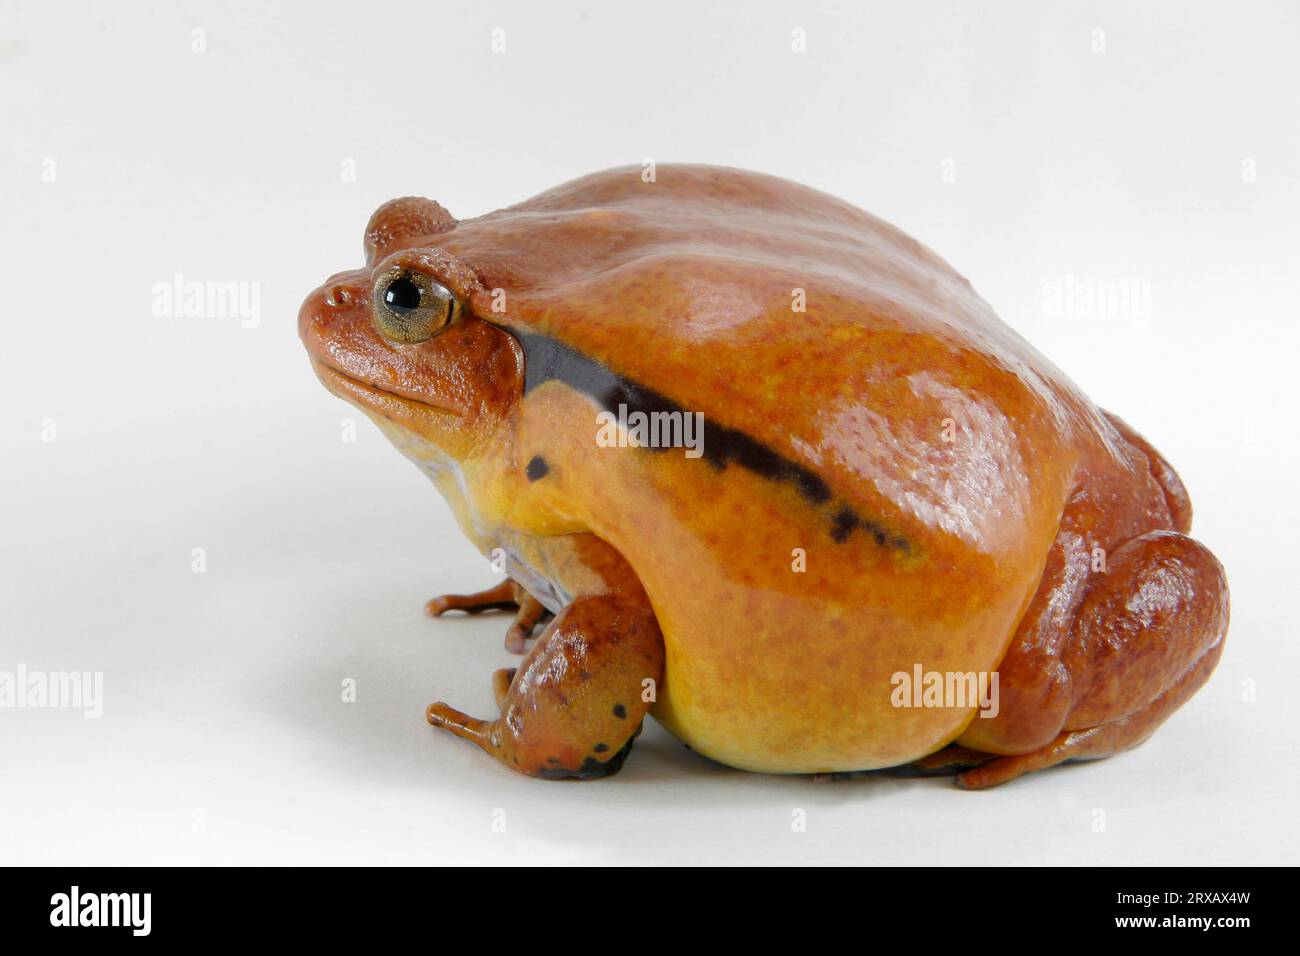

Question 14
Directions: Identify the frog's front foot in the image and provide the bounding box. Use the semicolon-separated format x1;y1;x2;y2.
426;592;664;779
424;579;551;654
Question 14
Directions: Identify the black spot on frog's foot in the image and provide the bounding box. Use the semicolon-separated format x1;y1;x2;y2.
612;703;627;719
594;742;609;753
526;455;549;481
536;735;637;780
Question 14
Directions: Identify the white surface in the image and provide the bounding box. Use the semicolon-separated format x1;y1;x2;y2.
2;0;1297;866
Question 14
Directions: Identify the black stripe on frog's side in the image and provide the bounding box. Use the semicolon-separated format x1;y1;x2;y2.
512;330;908;552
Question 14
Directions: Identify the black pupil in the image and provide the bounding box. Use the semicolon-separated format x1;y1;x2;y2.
383;276;422;315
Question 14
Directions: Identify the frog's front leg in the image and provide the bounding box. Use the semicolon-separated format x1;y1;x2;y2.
425;579;551;653
426;590;664;778
956;529;1228;789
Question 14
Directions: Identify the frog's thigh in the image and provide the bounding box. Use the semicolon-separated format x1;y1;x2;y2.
957;530;1228;789
426;592;664;779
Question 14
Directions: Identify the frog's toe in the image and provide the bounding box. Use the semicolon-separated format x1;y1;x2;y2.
424;579;519;617
426;701;495;748
424;580;550;654
812;746;997;783
894;746;998;777
504;595;549;654
491;667;517;709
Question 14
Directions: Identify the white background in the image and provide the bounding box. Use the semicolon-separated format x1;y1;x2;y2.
2;0;1297;865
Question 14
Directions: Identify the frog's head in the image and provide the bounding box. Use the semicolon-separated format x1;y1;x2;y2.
299;197;524;462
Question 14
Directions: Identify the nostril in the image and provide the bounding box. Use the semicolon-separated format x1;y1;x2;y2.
325;285;353;307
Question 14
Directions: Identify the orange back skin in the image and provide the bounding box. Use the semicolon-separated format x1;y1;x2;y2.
301;165;1184;773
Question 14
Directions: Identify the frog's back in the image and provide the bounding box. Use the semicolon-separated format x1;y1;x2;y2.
423;165;1142;771
440;164;1109;556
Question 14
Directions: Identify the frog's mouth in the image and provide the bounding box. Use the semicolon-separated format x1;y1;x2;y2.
309;357;463;423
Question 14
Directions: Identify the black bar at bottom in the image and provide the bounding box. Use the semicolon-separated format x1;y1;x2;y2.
0;865;1282;941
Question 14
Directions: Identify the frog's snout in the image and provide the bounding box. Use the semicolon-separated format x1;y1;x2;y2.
297;270;368;359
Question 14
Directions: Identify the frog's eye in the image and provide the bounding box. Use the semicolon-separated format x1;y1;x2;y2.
372;270;462;343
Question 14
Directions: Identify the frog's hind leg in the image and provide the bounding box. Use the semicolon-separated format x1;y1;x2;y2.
425;579;552;654
958;642;1223;789
956;530;1228;789
426;592;664;779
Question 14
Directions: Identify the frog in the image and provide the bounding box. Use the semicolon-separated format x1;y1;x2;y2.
299;164;1229;788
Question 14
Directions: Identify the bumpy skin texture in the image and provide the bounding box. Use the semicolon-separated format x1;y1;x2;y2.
299;165;1228;787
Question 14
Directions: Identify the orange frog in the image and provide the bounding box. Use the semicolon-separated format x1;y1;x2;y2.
300;165;1228;788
